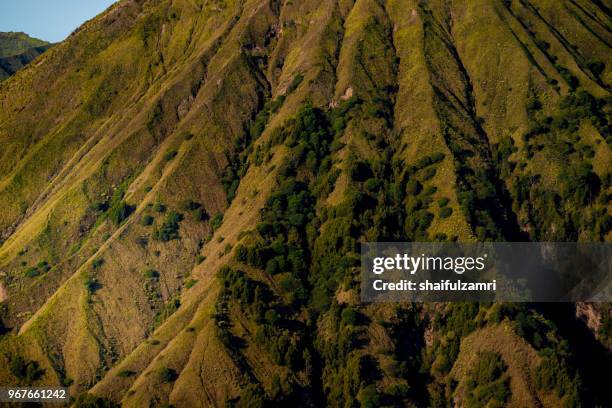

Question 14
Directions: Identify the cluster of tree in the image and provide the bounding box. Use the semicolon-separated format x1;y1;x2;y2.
426;303;481;379
464;351;511;408
488;304;582;406
218;266;304;372
222;75;303;204
504;88;610;241
215;88;596;407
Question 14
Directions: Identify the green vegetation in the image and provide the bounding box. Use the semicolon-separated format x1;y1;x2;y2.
23;260;51;278
140;214;154;226
108;201;134;225
0;32;51;80
144;268;159;279
84;274;101;294
159;367;178;383
221;75;303;204
507;88;611;240
0;1;609;405
117;369;136;378
0;32;49;57
153;202;166;213
152;296;180;331
210;213;223;231
152;212;183;241
464;352;511;408
163;149;178;161
9;355;43;382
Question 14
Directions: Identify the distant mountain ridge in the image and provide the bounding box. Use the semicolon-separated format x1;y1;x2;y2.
0;32;51;80
0;32;49;57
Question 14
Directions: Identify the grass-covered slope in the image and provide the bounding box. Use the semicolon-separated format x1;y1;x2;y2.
0;0;610;407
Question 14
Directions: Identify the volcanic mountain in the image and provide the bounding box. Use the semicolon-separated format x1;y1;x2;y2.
0;0;610;407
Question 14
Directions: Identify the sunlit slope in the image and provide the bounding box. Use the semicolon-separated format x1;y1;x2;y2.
0;0;610;407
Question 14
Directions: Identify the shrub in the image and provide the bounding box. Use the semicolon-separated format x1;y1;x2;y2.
153;297;180;329
108;201;134;225
587;60;605;76
23;261;50;278
527;95;543;113
406;179;422;196
234;244;248;262
92;201;109;212
386;383;410;398
182;200;201;211
364;178;381;193
265;309;281;326
153;212;183;241
278;274;306;304
193;207;208;221
163;150;177;161
424;186;437;196
358;384;381;408
24;267;40;278
117;370;135;378
422;167;437;180
534;355;577;399
144;269;159;279
265;258;281;275
211;213;223;231
560;161;600;205
341;307;358;326
439;207;453;219
405;210;434;239
153;202;166;213
9;355;43;382
159;367;178;383
237;384;266;408
141;214;154;226
84;275;101;293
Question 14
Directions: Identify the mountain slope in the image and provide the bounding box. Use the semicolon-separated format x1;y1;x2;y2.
0;0;610;407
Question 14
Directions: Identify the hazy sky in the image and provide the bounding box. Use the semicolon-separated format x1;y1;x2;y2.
0;0;118;43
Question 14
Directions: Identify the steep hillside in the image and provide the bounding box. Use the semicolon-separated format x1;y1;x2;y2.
0;0;610;407
0;32;51;80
